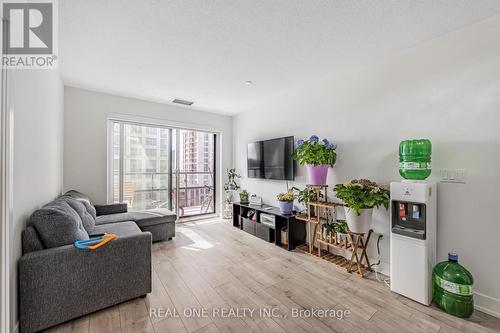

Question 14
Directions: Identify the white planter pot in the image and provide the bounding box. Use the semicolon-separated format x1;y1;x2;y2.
345;207;373;234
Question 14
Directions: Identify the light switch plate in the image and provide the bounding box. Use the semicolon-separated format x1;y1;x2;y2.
440;169;466;183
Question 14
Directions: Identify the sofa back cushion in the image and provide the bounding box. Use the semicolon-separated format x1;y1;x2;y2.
62;197;96;233
28;199;89;248
21;226;45;254
62;190;97;219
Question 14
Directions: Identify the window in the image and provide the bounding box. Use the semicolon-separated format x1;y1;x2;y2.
146;160;156;173
145;148;156;158
130;159;142;172
130;136;141;145
131;126;142;135
146;137;157;146
129;147;139;157
110;123;216;216
110;122;171;211
160;160;168;173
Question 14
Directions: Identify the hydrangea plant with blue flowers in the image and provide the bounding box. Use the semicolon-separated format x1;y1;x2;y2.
292;135;337;166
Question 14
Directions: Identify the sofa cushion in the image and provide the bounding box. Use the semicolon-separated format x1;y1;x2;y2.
95;208;176;228
91;221;142;237
62;190;97;220
22;226;45;254
63;197;95;233
94;203;127;216
28;199;89;248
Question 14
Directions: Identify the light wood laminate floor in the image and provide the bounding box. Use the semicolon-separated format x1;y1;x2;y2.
45;219;500;333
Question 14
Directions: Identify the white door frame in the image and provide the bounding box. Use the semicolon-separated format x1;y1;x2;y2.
1;16;13;333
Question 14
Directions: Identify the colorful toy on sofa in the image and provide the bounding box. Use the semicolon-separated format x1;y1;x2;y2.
74;233;116;250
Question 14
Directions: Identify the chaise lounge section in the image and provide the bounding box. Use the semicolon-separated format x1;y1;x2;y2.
65;190;177;242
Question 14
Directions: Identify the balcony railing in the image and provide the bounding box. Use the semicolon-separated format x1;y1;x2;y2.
113;171;214;217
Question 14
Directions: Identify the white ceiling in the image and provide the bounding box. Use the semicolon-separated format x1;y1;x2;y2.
60;0;500;115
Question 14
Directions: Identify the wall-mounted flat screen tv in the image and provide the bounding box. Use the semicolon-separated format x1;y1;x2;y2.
247;136;294;180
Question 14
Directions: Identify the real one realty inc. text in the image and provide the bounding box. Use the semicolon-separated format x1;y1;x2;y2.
150;307;351;320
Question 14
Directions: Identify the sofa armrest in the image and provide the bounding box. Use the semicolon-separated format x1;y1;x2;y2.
18;231;152;333
94;203;128;216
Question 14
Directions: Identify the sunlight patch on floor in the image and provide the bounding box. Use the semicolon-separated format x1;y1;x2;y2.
177;226;214;250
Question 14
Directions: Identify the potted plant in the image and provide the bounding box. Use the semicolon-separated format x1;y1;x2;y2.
276;191;296;215
333;220;348;239
325;223;336;243
239;189;249;204
224;168;241;203
291;186;323;216
292;135;337;185
334;179;389;234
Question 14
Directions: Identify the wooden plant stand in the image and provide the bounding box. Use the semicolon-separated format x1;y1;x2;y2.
346;230;373;276
296;185;373;277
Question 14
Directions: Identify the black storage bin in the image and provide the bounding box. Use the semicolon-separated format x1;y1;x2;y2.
241;217;256;235
255;222;274;242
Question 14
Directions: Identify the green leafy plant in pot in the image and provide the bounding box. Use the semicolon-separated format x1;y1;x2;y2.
333;220;348;241
291;186;323;216
334;179;389;234
239;189;249;204
224;168;241;203
292;135;337;185
276;191;296;215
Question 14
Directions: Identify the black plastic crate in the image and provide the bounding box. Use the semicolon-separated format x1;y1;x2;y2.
241;217;256;235
256;222;274;242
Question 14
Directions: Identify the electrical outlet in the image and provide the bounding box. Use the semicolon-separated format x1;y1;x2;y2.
440;169;466;183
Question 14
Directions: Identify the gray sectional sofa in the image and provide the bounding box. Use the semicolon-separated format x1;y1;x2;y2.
18;190;177;333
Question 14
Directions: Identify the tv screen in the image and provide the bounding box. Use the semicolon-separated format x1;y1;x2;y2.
247;136;294;180
247;141;264;178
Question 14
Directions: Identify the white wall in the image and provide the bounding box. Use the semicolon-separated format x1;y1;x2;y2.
9;69;64;331
233;16;500;316
63;87;233;212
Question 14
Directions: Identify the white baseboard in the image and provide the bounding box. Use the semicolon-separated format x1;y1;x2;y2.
474;292;500;318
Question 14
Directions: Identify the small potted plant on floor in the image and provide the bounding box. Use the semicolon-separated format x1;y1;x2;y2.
292;135;337;185
239;189;249;204
334;179;389;234
276;190;296;215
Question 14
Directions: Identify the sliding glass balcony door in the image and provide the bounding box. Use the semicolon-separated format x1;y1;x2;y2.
109;121;216;218
177;130;216;217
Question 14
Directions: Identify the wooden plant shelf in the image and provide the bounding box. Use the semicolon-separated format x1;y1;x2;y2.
295;231;373;277
295;245;353;270
308;201;343;209
296;214;331;222
297;184;373;277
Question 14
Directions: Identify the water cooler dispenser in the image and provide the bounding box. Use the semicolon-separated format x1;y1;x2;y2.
390;181;436;305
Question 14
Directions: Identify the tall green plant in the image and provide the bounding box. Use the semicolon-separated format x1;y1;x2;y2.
334;179;389;216
292;135;337;166
224;168;240;191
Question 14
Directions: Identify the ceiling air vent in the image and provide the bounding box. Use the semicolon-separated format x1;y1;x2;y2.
172;98;194;106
